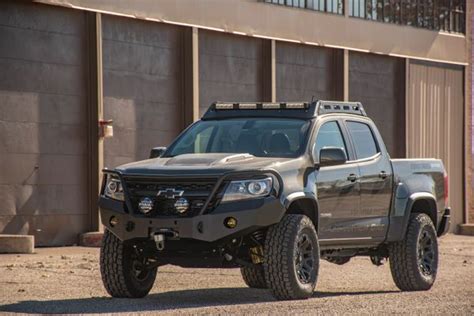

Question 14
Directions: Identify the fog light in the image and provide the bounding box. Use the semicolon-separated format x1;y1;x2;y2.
224;217;237;229
109;216;119;227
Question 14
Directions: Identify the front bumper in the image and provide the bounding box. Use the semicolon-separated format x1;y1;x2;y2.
437;207;450;237
100;196;285;242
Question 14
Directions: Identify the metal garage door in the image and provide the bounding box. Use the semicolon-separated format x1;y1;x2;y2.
199;31;265;115
276;42;339;101
102;16;185;168
0;2;89;245
349;52;406;158
407;61;464;232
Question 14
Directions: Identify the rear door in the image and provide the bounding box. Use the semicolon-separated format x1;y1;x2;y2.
344;119;393;239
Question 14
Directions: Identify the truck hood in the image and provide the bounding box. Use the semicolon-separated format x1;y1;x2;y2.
114;153;295;176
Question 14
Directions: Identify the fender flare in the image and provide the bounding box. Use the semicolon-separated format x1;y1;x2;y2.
386;192;438;242
283;192;320;232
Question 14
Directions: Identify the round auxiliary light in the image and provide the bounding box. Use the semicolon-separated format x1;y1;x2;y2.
138;197;154;214
174;198;190;214
224;217;238;229
247;180;268;195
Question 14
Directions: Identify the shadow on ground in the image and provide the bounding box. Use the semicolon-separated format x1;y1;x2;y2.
0;288;399;314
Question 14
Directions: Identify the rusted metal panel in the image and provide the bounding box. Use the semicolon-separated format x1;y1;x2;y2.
276;42;338;101
102;15;185;168
349;52;406;158
199;30;265;115
0;1;90;246
407;61;464;231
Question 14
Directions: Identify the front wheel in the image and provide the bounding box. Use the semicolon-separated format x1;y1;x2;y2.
264;214;320;300
100;230;157;298
240;264;267;289
389;213;439;291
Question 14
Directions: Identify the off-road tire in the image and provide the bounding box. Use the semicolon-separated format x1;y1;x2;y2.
389;213;438;291
325;256;351;265
100;229;157;298
264;214;320;300
240;264;267;289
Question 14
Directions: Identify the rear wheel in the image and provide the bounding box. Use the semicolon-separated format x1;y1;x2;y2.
389;213;438;291
264;214;319;300
100;230;157;298
240;264;267;288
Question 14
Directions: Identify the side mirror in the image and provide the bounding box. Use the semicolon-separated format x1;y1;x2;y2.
149;147;167;159
319;147;347;167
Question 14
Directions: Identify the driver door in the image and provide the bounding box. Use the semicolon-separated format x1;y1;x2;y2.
313;120;361;241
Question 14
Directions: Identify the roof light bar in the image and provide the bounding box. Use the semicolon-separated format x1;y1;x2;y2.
213;102;310;110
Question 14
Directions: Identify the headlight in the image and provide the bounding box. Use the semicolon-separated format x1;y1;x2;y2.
104;174;124;201
222;177;273;202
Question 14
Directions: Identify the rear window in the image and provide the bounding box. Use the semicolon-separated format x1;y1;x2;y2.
346;121;379;159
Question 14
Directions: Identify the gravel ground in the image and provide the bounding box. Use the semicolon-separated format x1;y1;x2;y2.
0;234;472;315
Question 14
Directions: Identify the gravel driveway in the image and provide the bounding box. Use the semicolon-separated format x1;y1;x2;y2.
0;234;472;315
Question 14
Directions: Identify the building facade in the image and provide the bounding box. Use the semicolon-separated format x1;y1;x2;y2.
0;0;472;245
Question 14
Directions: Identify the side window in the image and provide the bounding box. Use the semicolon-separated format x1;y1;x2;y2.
314;121;348;159
346;121;379;159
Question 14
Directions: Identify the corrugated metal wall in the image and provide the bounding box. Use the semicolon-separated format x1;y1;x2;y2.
349;52;406;158
102;16;185;168
276;42;339;101
0;2;90;245
199;31;265;115
407;61;464;231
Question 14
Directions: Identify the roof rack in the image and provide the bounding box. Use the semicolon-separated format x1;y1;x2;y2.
201;100;366;120
316;100;367;116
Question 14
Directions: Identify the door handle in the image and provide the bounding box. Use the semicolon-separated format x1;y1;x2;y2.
379;171;388;179
347;174;358;182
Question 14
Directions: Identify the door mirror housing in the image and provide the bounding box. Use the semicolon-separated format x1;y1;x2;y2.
149;147;167;159
318;147;347;167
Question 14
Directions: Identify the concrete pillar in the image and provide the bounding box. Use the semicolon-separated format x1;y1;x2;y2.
184;27;200;124
343;49;349;101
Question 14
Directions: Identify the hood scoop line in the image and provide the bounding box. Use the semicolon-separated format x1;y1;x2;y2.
213;153;255;165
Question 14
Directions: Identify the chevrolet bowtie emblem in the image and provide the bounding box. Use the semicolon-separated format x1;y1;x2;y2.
157;188;184;199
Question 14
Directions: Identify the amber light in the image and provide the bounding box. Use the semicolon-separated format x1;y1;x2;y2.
224;217;237;229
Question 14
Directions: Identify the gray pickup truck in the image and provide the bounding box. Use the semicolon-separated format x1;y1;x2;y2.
98;100;450;300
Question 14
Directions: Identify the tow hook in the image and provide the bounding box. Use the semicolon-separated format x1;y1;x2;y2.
153;234;165;251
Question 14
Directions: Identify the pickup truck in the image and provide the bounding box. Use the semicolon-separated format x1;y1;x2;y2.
98;100;450;300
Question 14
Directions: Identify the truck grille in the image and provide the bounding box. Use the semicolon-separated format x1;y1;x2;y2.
123;177;225;217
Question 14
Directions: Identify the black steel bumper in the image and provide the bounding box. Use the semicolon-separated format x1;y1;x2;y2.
99;196;285;242
437;207;450;237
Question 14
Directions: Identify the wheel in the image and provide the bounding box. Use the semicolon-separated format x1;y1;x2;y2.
325;256;351;265
100;229;157;298
264;214;320;300
389;213;439;291
240;264;267;288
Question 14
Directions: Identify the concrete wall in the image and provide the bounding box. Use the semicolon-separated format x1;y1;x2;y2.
276;42;339;101
349;52;406;158
199;31;266;115
0;2;90;245
102;16;186;167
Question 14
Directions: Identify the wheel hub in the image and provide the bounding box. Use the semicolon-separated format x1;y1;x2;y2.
295;233;314;284
418;230;435;276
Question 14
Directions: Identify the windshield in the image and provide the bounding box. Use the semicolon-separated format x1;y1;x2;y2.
165;118;311;158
